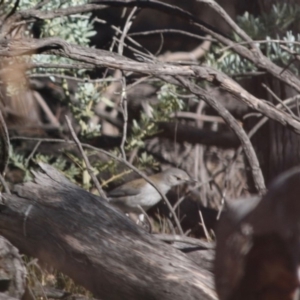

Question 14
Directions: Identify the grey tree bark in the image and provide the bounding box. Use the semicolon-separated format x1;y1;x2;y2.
0;236;26;299
0;163;216;300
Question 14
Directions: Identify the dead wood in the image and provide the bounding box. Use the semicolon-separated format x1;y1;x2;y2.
0;163;216;300
0;294;21;300
0;236;26;299
1;37;300;135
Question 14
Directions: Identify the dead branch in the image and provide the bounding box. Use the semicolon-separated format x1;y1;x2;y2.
0;110;9;175
0;163;216;300
88;0;300;97
1;37;299;136
0;236;26;299
167;76;265;194
65;116;107;199
158;36;211;62
191;1;300;96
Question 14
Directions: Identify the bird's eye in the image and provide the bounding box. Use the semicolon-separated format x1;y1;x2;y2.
176;176;181;180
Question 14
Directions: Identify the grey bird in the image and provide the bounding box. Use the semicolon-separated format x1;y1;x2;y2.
107;168;193;213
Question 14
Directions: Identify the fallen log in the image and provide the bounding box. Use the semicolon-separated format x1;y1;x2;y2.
0;163;216;300
0;236;26;299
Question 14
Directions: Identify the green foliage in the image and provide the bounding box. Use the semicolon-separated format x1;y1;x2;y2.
205;45;257;75
205;3;300;75
94;152;118;176
155;84;185;120
71;82;102;137
14;0;97;106
127;84;185;149
138;152;159;170
4;1;185;182
90;84;184;180
35;154;82;183
235;12;265;40
9;146;82;185
237;3;300;39
9;147;32;182
4;0;87;9
264;31;300;74
41;16;95;45
238;3;300;74
5;0;95;64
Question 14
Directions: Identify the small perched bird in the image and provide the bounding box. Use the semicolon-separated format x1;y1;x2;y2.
107;168;192;213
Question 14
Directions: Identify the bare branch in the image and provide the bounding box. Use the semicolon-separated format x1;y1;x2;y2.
9;135;185;234
189;1;300;98
65;116;107;199
174;76;266;194
90;0;227;37
1;37;300;134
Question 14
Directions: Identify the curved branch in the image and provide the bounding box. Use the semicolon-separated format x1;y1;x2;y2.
174;76;266;194
1;37;300;135
190;0;300;96
90;0;227;38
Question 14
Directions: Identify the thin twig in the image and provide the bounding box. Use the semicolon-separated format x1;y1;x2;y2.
0;173;10;195
220;39;300;52
3;0;20;22
155;32;164;56
196;0;254;45
93;17;154;59
120;77;128;160
199;210;211;242
118;6;137;55
279;45;300;75
4;36;300;134
30;73;120;83
33;91;60;127
118;8;136;160
244;96;300;150
137;205;153;233
129;29;216;42
262;83;298;119
173;168;225;211
33;0;51;9
65;116;107;200
25;140;42;166
174;76;266;195
11;135;185;234
195;101;207;206
216;167;229;219
100;169;132;187
82;143;184;234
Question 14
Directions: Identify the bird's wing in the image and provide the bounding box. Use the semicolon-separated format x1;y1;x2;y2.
107;182;141;198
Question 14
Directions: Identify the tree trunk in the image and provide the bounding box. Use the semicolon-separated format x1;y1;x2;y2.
0;163;216;300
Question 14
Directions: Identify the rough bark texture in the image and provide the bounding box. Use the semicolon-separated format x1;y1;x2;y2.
0;294;21;300
0;236;26;299
0;163;216;300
